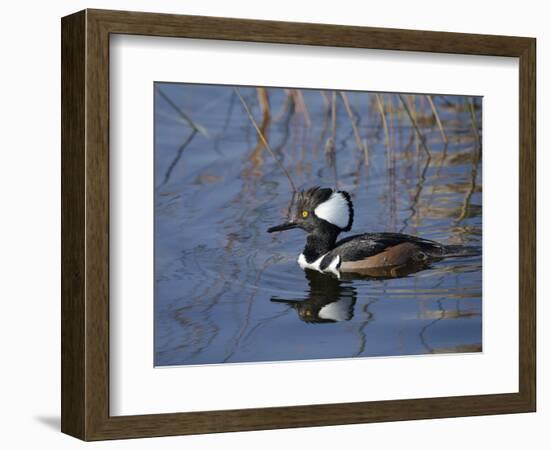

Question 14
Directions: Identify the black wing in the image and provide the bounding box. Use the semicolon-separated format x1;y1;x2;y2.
326;232;445;263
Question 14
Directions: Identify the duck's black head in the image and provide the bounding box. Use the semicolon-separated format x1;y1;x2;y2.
268;187;354;235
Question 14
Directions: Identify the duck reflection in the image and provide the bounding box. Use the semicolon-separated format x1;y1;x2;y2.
271;269;357;324
271;262;434;324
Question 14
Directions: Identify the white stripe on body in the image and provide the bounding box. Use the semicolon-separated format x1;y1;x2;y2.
298;253;341;277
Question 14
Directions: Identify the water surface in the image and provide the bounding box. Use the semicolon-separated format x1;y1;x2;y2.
154;84;482;366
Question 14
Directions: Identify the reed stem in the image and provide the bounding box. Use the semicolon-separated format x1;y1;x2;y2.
234;88;297;193
426;95;448;144
340;91;369;164
467;98;481;148
398;94;431;158
156;86;206;135
375;93;391;153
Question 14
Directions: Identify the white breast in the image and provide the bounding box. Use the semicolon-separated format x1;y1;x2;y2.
297;253;324;271
297;253;341;277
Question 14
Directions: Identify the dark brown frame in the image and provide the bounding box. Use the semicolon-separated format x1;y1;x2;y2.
61;8;536;441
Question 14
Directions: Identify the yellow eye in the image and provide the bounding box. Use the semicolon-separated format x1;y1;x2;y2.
302;210;309;218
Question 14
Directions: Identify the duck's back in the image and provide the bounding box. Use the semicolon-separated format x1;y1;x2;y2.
323;232;448;272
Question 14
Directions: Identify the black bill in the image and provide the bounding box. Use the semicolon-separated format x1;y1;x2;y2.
267;222;299;233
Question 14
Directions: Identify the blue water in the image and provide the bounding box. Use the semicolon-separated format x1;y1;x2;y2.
154;84;482;366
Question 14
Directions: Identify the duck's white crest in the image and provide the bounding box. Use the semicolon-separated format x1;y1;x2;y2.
314;192;351;229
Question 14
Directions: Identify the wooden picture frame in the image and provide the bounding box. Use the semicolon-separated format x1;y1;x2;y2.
61;8;536;441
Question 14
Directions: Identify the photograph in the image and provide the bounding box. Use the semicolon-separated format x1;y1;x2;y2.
154;83;483;366
0;0;541;445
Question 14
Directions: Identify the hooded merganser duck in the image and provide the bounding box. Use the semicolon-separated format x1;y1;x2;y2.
268;187;477;277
